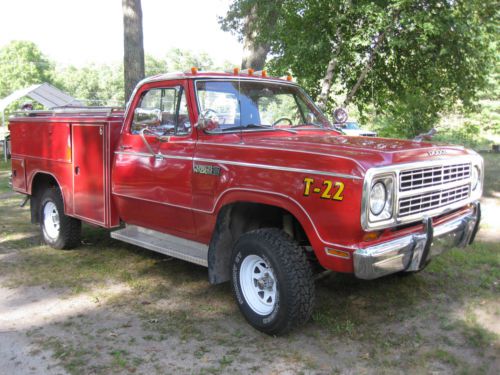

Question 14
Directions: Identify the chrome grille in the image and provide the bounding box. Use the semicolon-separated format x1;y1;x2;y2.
398;185;470;217
399;163;471;192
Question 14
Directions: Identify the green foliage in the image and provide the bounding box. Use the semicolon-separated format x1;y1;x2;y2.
55;63;124;106
0;42;232;111
0;40;54;98
0;41;55;125
221;0;499;138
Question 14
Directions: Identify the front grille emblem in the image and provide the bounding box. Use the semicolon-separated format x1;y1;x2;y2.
428;149;447;156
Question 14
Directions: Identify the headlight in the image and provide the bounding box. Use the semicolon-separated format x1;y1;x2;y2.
471;166;480;190
365;174;395;226
370;182;387;215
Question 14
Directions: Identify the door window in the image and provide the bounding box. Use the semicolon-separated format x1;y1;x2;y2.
131;86;191;136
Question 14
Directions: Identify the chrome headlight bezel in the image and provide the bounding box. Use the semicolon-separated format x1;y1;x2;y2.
470;158;483;199
362;172;396;230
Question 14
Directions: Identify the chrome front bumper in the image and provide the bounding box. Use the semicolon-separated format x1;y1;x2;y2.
353;202;481;280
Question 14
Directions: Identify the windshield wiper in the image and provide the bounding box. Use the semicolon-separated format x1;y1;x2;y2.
223;124;298;134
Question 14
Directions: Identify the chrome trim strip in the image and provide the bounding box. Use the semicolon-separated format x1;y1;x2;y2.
193;157;361;180
115;151;192;160
114;151;362;180
361;155;483;230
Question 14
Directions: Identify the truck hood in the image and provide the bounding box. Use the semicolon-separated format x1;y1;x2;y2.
241;133;473;171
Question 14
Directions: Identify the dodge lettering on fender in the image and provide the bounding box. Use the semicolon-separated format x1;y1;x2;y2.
8;70;483;334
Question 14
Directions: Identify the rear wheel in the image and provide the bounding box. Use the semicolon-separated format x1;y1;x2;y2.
231;228;315;335
39;188;81;249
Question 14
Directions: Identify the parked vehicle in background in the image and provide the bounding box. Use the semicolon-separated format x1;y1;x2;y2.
8;70;483;335
337;121;377;137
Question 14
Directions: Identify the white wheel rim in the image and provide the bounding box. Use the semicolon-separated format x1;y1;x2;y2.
43;201;60;240
239;255;277;316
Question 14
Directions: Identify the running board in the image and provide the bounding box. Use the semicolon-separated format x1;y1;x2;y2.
111;225;208;267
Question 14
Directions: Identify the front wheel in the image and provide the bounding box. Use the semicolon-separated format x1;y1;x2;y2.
231;228;315;335
39;188;81;249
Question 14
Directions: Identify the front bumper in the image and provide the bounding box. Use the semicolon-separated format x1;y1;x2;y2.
353;202;481;280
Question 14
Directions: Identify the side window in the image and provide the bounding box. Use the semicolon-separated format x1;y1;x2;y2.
131;87;191;136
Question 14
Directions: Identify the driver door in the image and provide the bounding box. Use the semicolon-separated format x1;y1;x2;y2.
113;80;196;236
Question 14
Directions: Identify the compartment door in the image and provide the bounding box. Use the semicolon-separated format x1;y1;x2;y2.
72;124;106;225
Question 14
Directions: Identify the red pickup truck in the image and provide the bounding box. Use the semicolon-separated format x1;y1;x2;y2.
8;71;483;334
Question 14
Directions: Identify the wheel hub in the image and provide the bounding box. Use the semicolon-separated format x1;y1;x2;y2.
240;255;277;316
43;201;60;240
257;274;274;290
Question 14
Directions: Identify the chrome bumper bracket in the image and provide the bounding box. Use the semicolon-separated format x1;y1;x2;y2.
468;201;481;245
418;216;434;270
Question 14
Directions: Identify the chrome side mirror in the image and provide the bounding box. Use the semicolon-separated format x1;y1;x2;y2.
332;107;348;124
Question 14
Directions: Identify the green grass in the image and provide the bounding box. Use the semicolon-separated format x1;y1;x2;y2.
0;159;11;194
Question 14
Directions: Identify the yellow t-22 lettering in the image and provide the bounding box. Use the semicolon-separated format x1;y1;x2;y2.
303;177;344;201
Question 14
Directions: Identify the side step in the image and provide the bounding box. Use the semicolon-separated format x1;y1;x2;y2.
111;225;208;267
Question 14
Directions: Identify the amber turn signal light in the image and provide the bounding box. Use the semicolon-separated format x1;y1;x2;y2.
362;231;382;242
325;248;350;259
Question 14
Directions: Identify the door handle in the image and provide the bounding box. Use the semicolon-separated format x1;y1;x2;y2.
119;145;132;150
75;166;80;175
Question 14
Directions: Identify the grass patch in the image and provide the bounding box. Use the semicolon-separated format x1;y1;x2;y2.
0;159;11;194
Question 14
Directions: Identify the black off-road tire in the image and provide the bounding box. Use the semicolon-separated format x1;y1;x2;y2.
39;187;81;249
231;228;315;335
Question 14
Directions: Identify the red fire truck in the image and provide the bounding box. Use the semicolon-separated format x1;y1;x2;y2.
8;70;483;334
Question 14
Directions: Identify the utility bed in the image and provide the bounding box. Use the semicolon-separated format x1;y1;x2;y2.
9;107;124;227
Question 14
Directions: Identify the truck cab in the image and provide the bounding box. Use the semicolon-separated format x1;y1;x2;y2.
8;70;483;334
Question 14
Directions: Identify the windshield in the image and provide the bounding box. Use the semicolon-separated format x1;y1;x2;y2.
195;80;331;132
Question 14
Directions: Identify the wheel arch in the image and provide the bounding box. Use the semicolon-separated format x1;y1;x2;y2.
207;192;319;285
29;171;64;224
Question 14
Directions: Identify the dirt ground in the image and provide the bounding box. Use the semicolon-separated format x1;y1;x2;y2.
0;154;499;375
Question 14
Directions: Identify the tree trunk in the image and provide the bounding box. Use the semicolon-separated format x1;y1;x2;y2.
343;11;400;107
242;41;270;71
343;30;386;107
317;58;338;111
122;0;145;102
241;3;272;70
317;28;343;111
